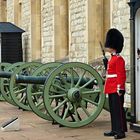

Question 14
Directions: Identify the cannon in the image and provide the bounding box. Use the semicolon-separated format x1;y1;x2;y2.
0;62;60;112
0;62;25;105
26;62;61;121
0;62;42;106
42;62;130;127
0;62;131;128
11;62;106;127
42;62;105;127
9;62;42;110
0;63;12;101
26;62;97;121
0;62;63;121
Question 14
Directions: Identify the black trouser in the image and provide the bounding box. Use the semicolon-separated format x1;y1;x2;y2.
109;93;127;133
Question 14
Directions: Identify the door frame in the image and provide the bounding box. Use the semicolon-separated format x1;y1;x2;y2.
135;8;140;122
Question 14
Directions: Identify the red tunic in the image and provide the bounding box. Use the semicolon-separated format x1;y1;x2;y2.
104;54;126;94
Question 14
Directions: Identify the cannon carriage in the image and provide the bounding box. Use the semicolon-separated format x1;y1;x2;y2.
0;62;12;101
0;61;130;128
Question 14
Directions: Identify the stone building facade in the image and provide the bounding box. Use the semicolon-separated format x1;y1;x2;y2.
112;0;130;67
0;0;130;65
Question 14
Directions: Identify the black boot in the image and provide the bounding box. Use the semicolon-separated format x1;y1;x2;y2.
114;133;125;139
104;131;116;136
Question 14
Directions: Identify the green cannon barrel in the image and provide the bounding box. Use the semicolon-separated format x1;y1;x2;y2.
0;72;46;84
0;72;12;78
16;75;98;88
16;75;46;84
0;70;98;87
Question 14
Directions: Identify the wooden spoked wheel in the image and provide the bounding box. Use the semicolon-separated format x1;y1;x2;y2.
0;63;12;101
9;62;42;110
0;62;24;105
27;62;61;120
43;62;105;127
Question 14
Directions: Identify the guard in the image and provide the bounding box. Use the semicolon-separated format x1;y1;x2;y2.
103;28;127;139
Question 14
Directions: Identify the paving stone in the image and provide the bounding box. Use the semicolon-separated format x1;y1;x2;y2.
0;102;140;140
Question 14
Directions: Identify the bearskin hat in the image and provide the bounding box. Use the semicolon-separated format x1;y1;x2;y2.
105;28;124;53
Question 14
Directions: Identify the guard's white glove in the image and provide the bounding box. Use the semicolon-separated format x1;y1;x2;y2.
117;85;125;96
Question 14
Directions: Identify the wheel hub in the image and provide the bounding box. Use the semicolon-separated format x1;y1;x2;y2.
67;88;81;102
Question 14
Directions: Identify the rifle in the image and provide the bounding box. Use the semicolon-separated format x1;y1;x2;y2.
99;41;108;70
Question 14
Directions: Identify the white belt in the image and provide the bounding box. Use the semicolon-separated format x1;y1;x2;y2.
106;74;117;78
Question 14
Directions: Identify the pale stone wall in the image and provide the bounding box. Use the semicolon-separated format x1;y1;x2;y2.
7;0;14;23
0;1;2;19
41;0;55;63
69;0;111;63
69;0;88;63
112;0;130;66
112;0;130;93
0;0;7;22
0;0;131;65
54;0;69;61
87;0;110;63
31;0;41;61
21;0;31;62
0;2;2;20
